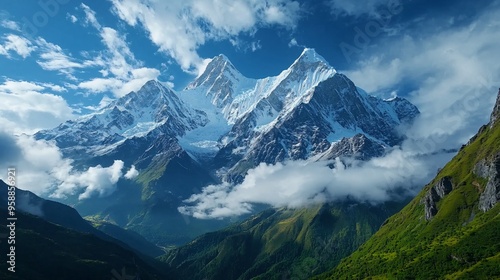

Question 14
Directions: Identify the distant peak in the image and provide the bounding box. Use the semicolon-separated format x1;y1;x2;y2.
187;54;242;90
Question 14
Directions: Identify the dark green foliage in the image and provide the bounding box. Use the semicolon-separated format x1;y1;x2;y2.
0;211;173;280
87;217;164;257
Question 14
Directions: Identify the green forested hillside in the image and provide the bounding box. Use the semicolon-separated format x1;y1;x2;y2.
161;201;406;280
318;93;500;279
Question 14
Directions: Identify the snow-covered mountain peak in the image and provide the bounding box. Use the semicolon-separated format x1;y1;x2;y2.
186;54;244;90
36;79;208;154
294;48;331;67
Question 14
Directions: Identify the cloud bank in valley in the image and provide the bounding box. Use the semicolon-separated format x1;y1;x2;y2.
179;149;450;219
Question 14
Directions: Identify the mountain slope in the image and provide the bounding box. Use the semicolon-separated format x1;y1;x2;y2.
319;90;500;279
0;211;171;280
161;200;408;280
0;180;164;258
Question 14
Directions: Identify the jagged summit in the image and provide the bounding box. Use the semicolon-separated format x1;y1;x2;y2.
186;54;243;90
35;78;208;153
293;48;332;68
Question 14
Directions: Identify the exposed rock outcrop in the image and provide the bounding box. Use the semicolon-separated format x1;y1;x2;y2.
474;154;500;212
490;88;500;126
422;176;453;220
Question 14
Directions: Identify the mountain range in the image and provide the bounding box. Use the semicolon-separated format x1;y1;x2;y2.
35;48;419;245
3;49;499;279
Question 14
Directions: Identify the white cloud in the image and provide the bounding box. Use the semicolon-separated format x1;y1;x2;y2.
0;34;36;58
35;38;99;77
54;160;125;200
288;38;298;48
179;149;450;219
250;40;262;52
110;0;302;74
78;67;160;97
81;3;101;29
124;165;139;179
0;19;20;31
76;4;161;97
66;13;78;23
0;132;137;199
0;80;74;134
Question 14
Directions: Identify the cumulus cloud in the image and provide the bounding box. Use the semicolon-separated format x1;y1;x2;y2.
124;165;139;179
53;160;125;200
0;131;137;199
110;0;301;74
0;80;74;134
0;34;36;58
179;149;450;219
66;13;78;23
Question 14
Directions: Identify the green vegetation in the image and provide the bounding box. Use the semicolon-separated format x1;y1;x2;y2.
161;200;406;280
317;122;500;279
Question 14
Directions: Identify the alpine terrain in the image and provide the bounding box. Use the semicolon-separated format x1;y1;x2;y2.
35;48;420;246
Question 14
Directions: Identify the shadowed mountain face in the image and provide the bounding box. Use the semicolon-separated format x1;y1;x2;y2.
0;211;172;280
0;181;173;280
0;180;163;257
317;89;500;280
33;49;419;246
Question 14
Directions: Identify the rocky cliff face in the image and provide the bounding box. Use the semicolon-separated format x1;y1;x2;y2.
422;176;453;220
474;154;500;212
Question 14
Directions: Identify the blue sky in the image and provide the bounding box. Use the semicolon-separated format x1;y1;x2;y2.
0;0;499;141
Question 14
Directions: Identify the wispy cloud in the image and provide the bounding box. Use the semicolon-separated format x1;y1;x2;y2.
76;4;160;97
0;19;21;31
110;0;302;74
0;34;36;58
342;1;500;149
36;38;99;78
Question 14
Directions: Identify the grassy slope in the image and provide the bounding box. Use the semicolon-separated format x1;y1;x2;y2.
161;201;406;280
318;122;500;279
